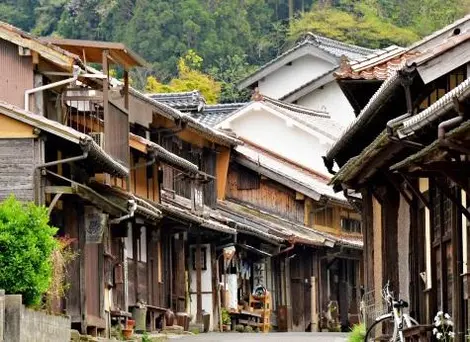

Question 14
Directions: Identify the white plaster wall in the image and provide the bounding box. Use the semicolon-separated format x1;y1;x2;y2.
296;81;355;124
258;55;334;100
397;194;410;302
228;109;332;172
189;244;214;331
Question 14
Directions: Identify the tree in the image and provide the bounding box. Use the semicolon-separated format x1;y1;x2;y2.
0;196;58;306
145;50;221;104
288;4;419;48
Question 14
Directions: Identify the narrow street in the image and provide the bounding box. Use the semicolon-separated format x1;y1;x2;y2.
174;332;348;342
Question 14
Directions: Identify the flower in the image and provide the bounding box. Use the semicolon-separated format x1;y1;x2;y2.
444;313;451;319
436;332;443;339
433;328;439;335
449;331;455;338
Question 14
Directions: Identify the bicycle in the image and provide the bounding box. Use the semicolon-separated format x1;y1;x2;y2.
365;281;419;341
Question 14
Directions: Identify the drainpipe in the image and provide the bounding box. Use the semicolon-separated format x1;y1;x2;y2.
274;242;295;257
109;199;137;224
438;115;464;141
25;65;81;111
37;150;88;169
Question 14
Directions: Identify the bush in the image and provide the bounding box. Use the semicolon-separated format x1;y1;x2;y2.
0;196;58;306
348;323;366;342
235;324;245;333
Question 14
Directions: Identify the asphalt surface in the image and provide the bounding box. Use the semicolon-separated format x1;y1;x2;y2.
174;332;348;341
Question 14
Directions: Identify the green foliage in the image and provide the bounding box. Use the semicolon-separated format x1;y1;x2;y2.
0;195;58;306
235;324;245;333
348;323;366;342
3;0;470;102
221;307;231;325
145;50;221;104
288;4;419;49
244;326;253;333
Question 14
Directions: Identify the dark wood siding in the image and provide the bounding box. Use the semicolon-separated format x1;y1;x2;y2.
0;138;37;201
0;40;33;107
106;102;129;168
202;148;217;207
227;163;304;224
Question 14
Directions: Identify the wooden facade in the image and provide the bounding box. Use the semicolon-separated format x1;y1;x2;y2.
225;148;362;332
326;19;470;341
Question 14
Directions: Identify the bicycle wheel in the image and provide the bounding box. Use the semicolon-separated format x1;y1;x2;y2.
365;316;397;341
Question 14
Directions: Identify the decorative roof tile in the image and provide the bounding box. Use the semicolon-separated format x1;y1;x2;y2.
190;102;247;127
148;90;205;111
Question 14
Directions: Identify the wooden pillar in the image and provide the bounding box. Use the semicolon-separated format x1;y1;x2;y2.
78;205;87;334
311;276;318;332
451;187;464;340
196;234;203;323
382;184;400;292
361;188;374;291
285;256;292;331
123;70;129;110
102;50;109;148
211;244;219;331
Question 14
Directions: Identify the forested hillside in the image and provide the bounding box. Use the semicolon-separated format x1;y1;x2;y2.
1;0;469;102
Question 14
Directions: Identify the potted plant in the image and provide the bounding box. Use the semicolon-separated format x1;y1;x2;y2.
221;308;231;331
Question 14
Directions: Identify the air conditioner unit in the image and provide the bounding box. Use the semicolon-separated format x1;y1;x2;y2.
89;132;105;149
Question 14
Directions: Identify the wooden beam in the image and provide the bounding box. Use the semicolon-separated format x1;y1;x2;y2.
196;233;203;323
434;178;470;222
45;186;73;194
399;174;431;209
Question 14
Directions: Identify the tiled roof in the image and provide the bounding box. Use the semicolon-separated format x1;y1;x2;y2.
190;102;247;127
237;33;375;89
335;46;414;80
235;143;347;203
0;101;128;177
129;133;199;173
326;30;470;165
303;33;376;59
148;90;205;111
219;200;362;249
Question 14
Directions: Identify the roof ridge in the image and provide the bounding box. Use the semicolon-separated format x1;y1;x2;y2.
302;32;377;55
263;96;329;117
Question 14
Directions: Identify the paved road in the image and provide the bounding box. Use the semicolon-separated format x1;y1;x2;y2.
173;332;348;341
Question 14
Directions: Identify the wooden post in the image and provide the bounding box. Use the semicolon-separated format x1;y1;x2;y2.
196;234;203;323
102;50;109;150
123;70;129;110
311;276;318;332
285;256;292;332
78;205;87;334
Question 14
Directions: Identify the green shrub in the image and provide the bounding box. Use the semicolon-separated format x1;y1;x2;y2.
221;308;231;325
244;326;253;333
235;324;245;333
0;196;58;306
348;323;366;342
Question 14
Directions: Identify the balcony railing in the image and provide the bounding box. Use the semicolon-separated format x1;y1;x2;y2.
62;87;129;168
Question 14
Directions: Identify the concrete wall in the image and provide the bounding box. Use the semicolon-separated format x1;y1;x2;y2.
258;55;334;100
3;293;71;342
296;82;355;124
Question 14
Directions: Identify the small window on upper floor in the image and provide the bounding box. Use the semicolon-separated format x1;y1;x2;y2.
341;217;362;234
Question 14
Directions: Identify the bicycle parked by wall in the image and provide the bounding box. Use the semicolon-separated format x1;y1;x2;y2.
365;281;419;341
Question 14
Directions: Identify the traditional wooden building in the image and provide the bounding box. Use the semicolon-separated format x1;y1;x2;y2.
324;15;470;341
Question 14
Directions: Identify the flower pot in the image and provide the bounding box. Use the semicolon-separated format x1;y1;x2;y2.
222;324;231;332
122;328;133;339
127;319;135;330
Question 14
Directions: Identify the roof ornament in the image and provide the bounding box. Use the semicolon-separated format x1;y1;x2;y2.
252;87;264;102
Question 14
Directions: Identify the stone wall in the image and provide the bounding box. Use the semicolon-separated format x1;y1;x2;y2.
2;293;71;342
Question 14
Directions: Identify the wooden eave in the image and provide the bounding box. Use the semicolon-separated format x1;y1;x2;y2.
41;37;147;69
0;21;79;72
391;120;470;173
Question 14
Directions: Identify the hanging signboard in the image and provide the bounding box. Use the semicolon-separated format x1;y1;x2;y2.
85;206;107;244
191;181;204;213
